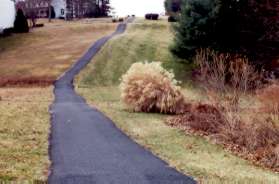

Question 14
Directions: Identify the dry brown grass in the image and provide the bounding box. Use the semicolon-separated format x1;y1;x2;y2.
120;62;187;114
0;87;52;181
0;18;117;87
257;82;279;121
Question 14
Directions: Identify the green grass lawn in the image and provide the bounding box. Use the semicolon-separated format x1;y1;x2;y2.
76;19;193;87
75;18;279;183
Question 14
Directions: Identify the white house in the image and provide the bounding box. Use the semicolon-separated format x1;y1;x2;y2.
0;0;16;33
51;0;66;19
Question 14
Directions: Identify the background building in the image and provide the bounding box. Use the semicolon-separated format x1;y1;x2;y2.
0;0;16;33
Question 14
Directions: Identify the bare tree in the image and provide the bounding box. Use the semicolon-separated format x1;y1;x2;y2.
48;0;52;22
66;0;100;19
18;0;49;27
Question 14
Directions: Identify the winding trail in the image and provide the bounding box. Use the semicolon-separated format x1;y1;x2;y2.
48;20;196;184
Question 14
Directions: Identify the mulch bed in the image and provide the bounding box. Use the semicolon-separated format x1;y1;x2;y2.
0;76;56;87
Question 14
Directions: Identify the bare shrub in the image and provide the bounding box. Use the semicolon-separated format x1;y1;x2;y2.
167;104;224;134
246;119;279;152
120;62;187;114
195;49;262;111
167;104;279;170
228;58;261;108
167;49;279;170
195;49;227;94
257;81;279;122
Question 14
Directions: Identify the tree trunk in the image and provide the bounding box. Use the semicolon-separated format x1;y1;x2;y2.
48;2;51;22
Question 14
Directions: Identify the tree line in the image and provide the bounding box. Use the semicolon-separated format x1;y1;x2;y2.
12;0;111;33
16;0;111;22
65;0;111;18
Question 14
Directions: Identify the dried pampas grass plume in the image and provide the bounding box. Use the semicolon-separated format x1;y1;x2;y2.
120;62;187;114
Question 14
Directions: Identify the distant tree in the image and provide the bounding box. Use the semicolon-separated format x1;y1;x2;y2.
101;0;111;16
46;5;56;19
19;0;52;25
28;8;37;27
164;0;181;22
171;0;279;67
51;6;56;18
171;0;216;59
65;0;101;19
164;0;181;15
95;0;110;17
48;0;53;22
84;0;99;17
14;9;29;33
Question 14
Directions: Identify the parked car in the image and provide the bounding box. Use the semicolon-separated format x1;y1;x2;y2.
0;0;16;34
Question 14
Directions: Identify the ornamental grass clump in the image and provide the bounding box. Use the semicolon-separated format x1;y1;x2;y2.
120;62;186;114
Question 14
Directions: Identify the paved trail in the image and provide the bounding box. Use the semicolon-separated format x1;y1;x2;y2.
48;20;196;184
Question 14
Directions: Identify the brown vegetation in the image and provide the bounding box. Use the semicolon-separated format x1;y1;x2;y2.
167;104;279;170
0;76;55;87
194;49;263;109
257;82;279;116
167;49;279;171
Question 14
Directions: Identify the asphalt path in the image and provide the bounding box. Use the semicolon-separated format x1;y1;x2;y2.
48;19;196;184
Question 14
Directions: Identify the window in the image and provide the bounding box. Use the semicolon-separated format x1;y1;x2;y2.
61;9;64;15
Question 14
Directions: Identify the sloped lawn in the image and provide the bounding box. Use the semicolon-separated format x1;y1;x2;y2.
0;19;116;87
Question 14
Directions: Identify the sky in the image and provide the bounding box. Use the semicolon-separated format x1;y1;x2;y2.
110;0;165;17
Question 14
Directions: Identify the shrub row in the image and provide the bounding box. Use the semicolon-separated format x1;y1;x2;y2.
112;17;124;23
145;14;159;20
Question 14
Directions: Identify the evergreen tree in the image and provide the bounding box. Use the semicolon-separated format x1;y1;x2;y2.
164;0;182;15
51;6;56;19
14;9;29;33
100;0;111;16
171;0;218;59
95;0;110;17
171;0;279;66
47;6;56;19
